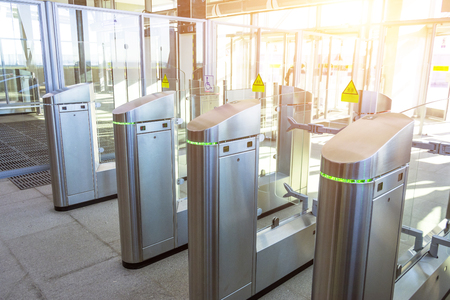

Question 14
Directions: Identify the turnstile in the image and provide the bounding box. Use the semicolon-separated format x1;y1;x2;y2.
312;113;414;300
187;99;316;300
43;83;117;210
113;91;187;268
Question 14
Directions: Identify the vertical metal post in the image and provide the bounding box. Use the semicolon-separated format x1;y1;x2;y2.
418;24;436;135
45;1;62;89
255;28;262;98
373;25;386;105
324;37;332;119
139;15;146;96
282;33;287;85
204;20;216;87
0;38;10;104
293;31;303;88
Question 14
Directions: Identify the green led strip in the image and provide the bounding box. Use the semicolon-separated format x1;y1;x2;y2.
113;121;135;125
320;172;373;183
186;139;218;146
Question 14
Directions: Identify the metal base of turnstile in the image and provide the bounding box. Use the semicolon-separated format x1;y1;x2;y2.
121;203;188;269
255;212;316;295
54;194;117;211
122;244;188;269
394;220;450;300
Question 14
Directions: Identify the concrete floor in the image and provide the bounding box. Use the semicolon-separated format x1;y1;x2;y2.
0;177;314;300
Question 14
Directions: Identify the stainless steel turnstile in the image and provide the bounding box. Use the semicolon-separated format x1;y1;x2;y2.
113;91;187;268
312;113;414;300
43;83;117;211
187;99;316;300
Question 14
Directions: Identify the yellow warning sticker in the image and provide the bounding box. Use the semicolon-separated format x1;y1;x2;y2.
162;74;169;89
433;66;449;72
341;80;359;103
252;74;265;93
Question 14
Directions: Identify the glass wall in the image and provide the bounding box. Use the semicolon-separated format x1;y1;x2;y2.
0;1;46;110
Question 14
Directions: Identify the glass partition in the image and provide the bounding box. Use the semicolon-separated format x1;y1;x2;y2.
0;1;46;110
56;6;141;162
216;23;257;94
257;90;312;230
397;102;450;269
0;0;49;178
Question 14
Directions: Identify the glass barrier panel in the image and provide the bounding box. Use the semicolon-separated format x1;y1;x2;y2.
0;2;46;109
56;6;141;163
216;24;257;91
397;101;450;268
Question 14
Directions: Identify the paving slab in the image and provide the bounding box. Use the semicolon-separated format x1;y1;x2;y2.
38;256;180;300
259;282;309;300
142;249;189;299
0;180;20;195
0;196;74;240
0;188;42;207
69;199;119;244
35;184;53;196
0;239;33;300
6;222;117;282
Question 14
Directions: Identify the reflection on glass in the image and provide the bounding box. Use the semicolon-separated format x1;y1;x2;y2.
57;8;141;163
0;2;45;112
257;91;312;230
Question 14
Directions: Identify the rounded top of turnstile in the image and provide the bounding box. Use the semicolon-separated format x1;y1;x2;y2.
112;92;175;123
42;83;93;105
321;113;414;179
187;99;260;143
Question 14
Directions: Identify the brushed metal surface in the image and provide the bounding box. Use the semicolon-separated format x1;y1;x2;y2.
42;83;92;105
312;179;374;300
136;120;172;134
321;113;414;179
394;231;450;300
187;99;260;300
43;83;95;208
364;184;405;300
218;137;256;157
142;237;175;260
373;166;407;198
176;204;188;246
112;91;175;123
221;283;252;300
187;143;220;300
256;213;316;293
218;150;256;299
114;122;141;263
137;130;174;249
113;92;178;265
95;163;117;198
59;110;95;198
67;190;95;206
187;99;260;143
43;101;66;207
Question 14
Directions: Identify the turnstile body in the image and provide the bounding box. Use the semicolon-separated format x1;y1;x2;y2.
113;91;187;268
187;99;261;300
312;113;414;300
43;83;116;210
187;99;316;299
